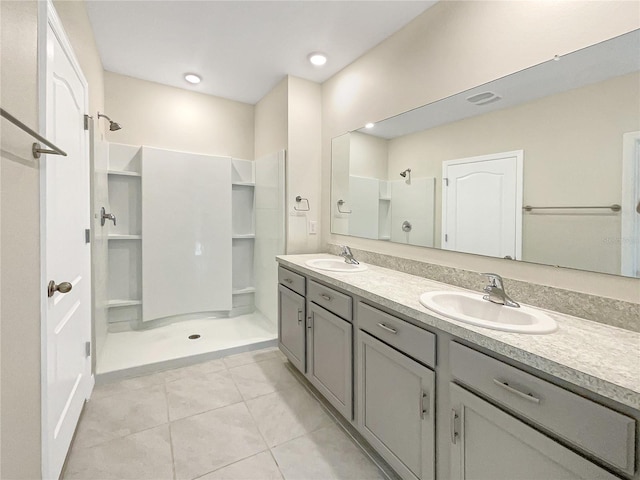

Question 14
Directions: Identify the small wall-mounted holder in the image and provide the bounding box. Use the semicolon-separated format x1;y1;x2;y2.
337;199;352;214
294;196;310;211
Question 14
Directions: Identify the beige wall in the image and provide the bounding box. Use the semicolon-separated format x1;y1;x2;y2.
322;0;640;302
385;73;639;274
0;1;43;477
255;77;288;160
287;76;322;254
350;131;388;180
104;72;254;159
254;76;322;254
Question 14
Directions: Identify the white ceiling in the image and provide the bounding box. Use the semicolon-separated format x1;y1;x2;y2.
86;1;437;105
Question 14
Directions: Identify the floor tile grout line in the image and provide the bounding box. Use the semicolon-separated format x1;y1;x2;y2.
266;448;287;480
161;382;178;480
189;448;273;480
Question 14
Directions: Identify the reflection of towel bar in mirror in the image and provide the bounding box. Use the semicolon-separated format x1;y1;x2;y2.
523;204;621;212
294;196;310;211
337;199;352;214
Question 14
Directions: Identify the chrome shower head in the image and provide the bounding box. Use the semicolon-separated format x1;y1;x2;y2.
400;168;411;178
98;112;122;132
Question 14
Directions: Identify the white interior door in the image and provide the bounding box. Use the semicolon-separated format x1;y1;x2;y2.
442;151;523;259
621;131;640;277
42;8;93;479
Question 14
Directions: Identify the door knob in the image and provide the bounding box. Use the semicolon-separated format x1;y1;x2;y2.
48;280;72;298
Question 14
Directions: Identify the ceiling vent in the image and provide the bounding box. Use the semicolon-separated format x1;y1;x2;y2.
466;91;502;106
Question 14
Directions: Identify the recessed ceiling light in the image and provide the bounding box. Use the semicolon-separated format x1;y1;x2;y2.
308;52;327;66
365;123;375;129
184;73;201;84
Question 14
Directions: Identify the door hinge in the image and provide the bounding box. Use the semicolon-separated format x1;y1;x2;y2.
84;114;91;131
450;409;460;444
444;234;448;242
444;177;449;186
85;228;91;243
85;341;91;357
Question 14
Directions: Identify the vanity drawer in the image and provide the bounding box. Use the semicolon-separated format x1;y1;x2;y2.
450;342;636;474
358;302;436;368
308;280;352;321
278;266;305;296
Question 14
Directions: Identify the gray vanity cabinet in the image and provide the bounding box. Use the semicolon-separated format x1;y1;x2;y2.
358;331;435;480
307;301;353;420
449;383;619;480
277;283;306;373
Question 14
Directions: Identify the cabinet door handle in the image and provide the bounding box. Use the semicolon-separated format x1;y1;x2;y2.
284;278;293;284
493;379;540;404
377;322;397;334
420;390;429;419
320;293;332;301
307;315;313;329
450;409;459;444
297;309;303;324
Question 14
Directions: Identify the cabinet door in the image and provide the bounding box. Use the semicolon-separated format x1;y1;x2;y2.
308;302;352;420
449;383;619;480
358;331;435;480
278;284;305;373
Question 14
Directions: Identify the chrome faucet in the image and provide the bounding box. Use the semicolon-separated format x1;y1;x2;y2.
482;273;520;308
339;245;359;265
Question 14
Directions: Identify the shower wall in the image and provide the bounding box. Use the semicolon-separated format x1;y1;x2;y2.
141;147;233;321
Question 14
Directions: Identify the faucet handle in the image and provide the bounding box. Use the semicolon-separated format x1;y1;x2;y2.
481;272;503;288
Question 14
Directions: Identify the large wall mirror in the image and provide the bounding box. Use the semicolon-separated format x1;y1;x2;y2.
331;29;640;278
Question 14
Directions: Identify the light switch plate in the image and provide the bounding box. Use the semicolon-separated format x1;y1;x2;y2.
309;220;317;235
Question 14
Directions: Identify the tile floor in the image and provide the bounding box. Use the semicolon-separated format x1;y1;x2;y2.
64;347;388;480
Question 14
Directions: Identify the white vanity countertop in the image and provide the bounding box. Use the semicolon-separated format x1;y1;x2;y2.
277;254;640;411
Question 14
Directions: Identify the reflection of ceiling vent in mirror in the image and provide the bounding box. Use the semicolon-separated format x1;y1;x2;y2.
466;91;502;106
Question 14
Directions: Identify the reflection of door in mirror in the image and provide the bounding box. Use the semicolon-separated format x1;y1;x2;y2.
621;131;640;277
442;151;523;259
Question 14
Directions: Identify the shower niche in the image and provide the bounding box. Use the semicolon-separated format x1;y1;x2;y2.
105;144;269;331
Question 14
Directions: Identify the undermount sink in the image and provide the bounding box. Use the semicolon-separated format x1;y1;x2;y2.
419;291;557;334
305;258;368;273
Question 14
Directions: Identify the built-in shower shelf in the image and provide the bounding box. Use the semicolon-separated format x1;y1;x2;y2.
232;181;255;187
107;299;142;308
232;287;256;295
108;234;142;240
108;170;141;177
232;234;255;239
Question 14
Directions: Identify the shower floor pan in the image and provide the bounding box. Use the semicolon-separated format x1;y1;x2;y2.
96;311;277;381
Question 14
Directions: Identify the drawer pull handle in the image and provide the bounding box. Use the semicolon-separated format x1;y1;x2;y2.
377;322;398;334
493;379;540;404
320;293;332;301
284;278;293;284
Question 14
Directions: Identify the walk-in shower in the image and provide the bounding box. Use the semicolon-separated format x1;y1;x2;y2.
94;142;286;379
